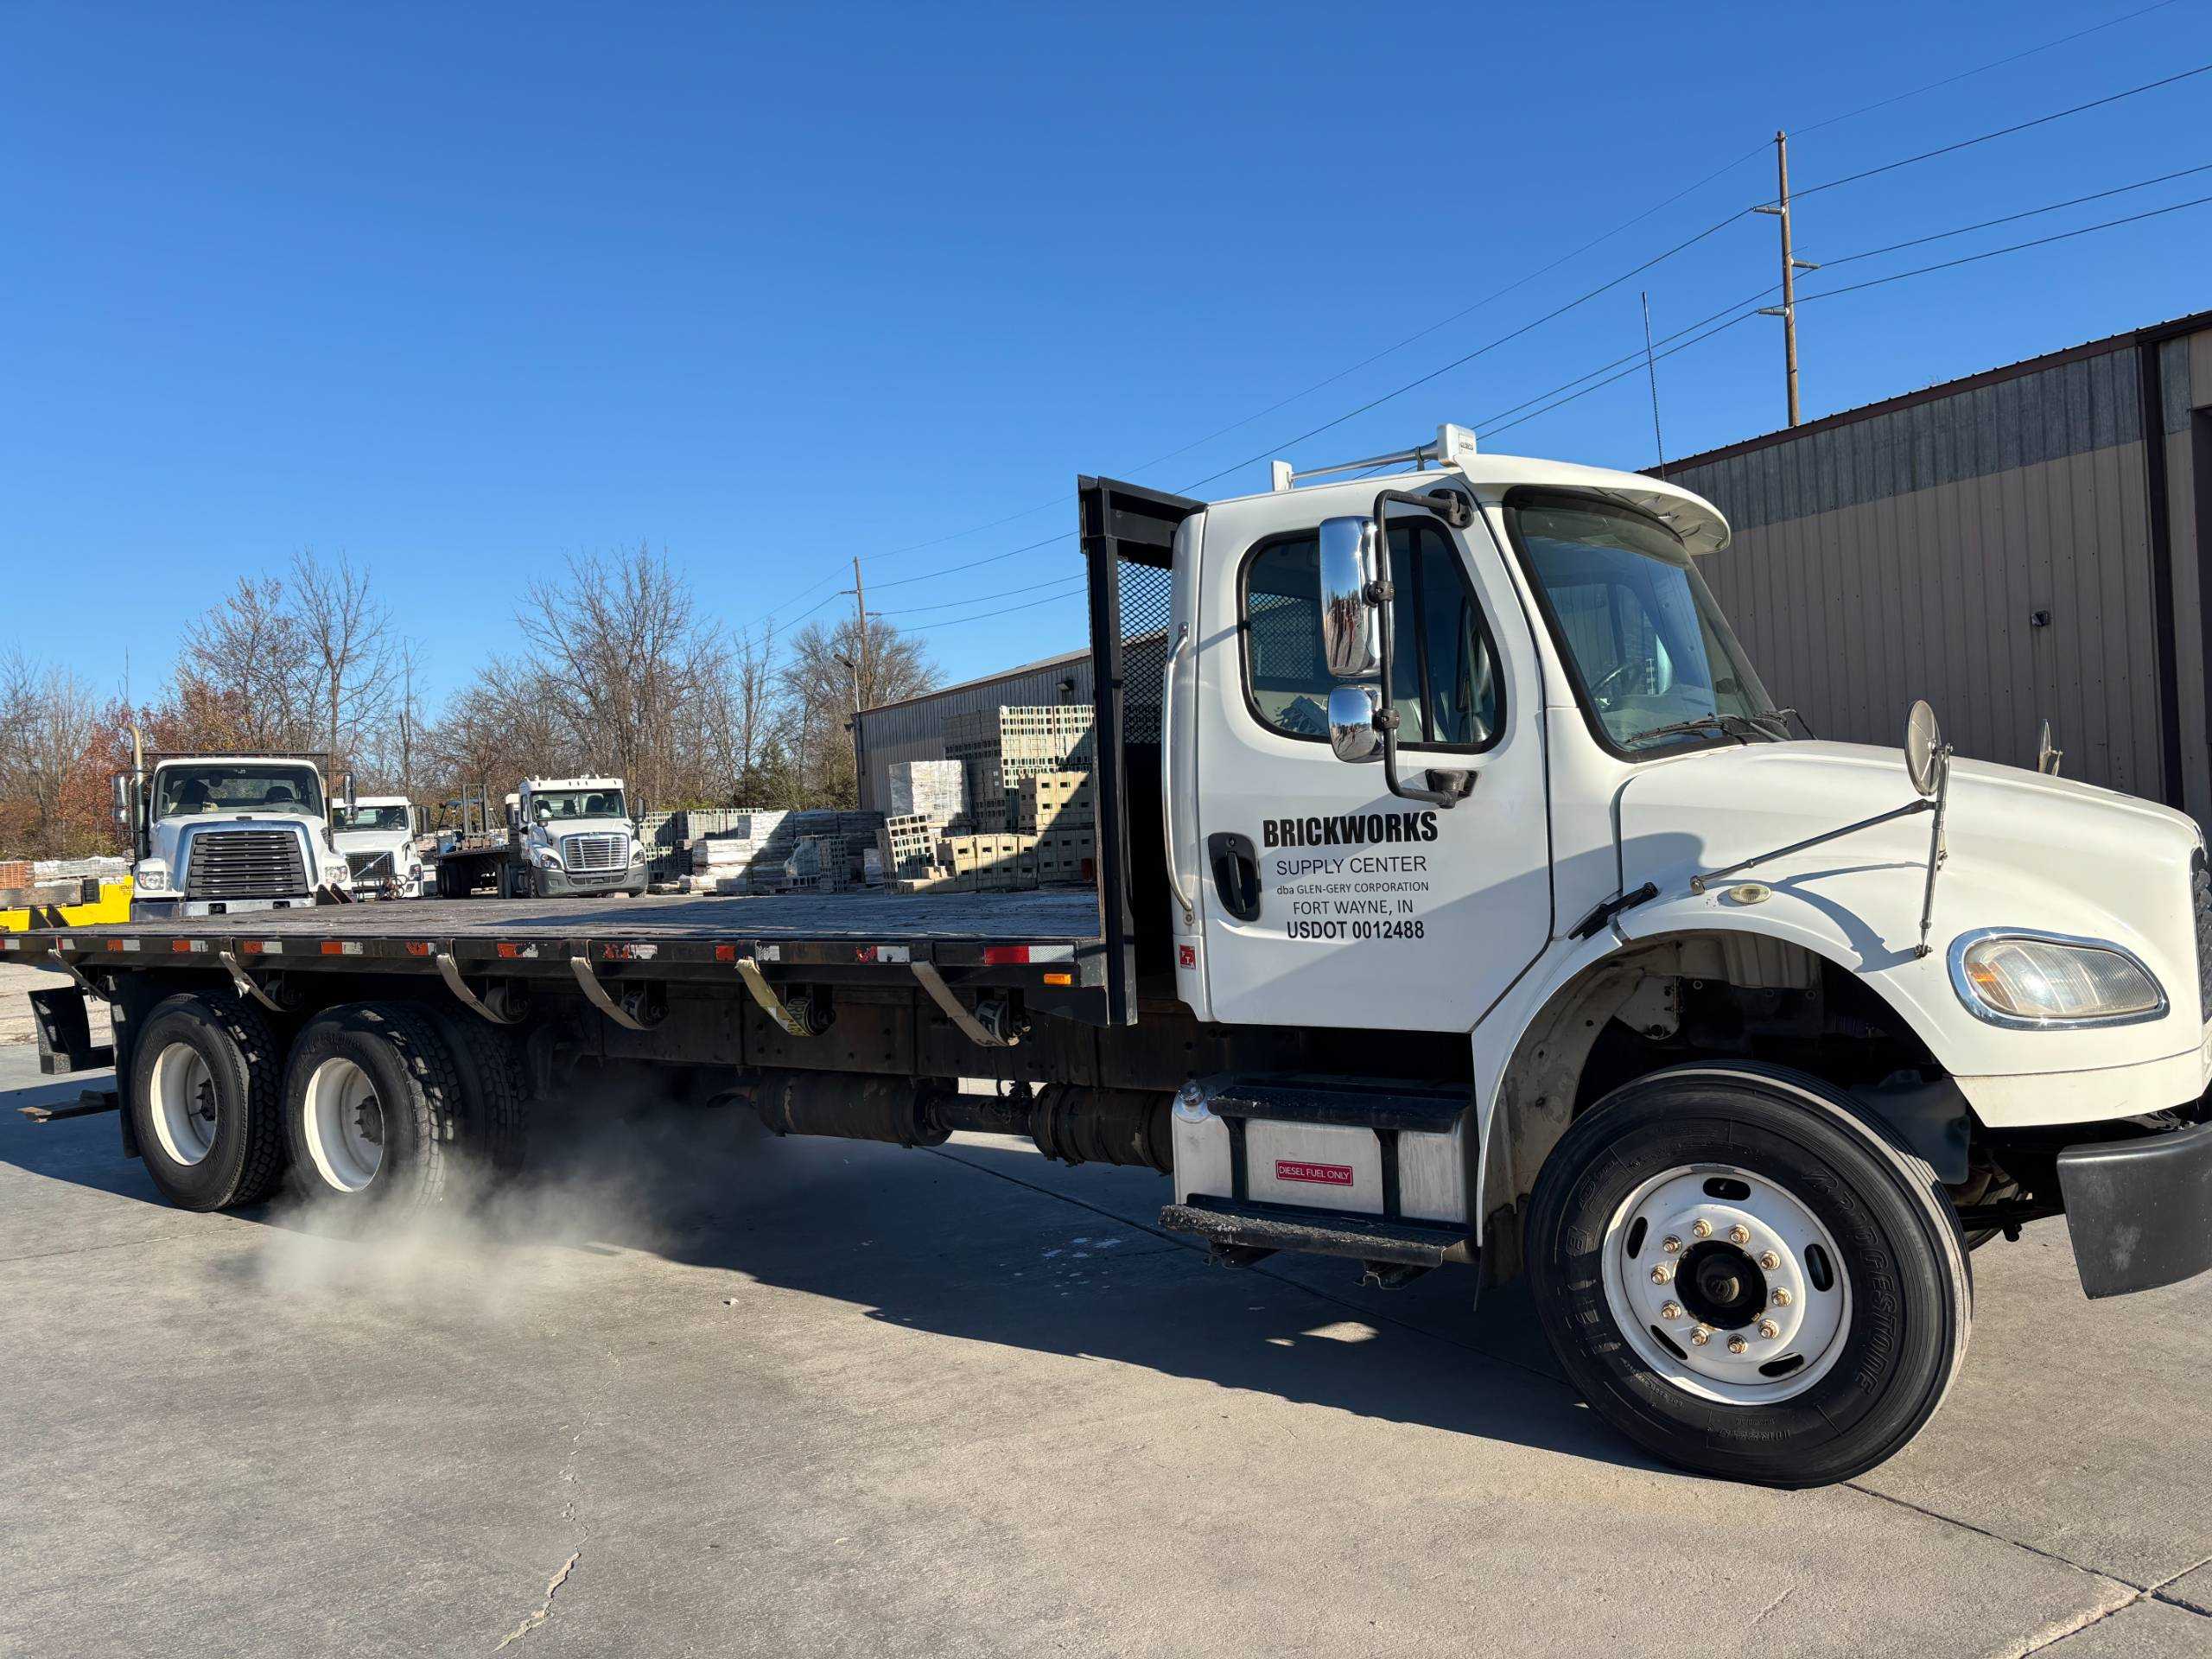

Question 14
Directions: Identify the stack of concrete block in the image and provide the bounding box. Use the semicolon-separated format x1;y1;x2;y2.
1017;770;1096;887
877;813;940;880
945;705;1095;831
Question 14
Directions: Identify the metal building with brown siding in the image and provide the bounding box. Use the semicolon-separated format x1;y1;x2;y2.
1658;308;2212;833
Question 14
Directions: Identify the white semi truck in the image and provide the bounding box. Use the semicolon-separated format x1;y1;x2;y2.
114;749;355;920
431;775;646;899
331;794;430;899
25;429;2212;1487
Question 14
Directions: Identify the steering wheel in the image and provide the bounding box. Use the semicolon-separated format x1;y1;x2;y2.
1587;658;1638;708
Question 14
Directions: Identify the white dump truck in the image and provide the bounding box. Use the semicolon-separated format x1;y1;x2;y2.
27;428;2212;1487
114;749;354;920
331;793;429;899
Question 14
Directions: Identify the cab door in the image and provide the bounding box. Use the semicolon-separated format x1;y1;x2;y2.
1185;490;1550;1033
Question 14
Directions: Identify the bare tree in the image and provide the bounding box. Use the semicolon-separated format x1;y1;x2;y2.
291;550;397;767
175;575;311;751
779;614;936;807
517;542;730;809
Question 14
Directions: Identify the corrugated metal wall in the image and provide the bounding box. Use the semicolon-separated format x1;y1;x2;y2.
1666;328;2210;828
853;650;1094;812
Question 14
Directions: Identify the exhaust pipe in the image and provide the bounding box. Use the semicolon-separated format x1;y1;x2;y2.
744;1072;1171;1173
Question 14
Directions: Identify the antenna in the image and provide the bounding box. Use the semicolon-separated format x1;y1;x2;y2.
1641;291;1667;470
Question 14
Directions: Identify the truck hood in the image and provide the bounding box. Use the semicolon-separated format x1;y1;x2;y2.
531;817;632;842
334;829;416;857
1614;740;2208;1074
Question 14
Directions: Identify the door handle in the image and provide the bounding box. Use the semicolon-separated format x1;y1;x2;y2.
1206;832;1262;923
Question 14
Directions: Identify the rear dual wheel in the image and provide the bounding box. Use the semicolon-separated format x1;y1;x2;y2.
127;992;289;1211
282;1002;527;1212
1527;1064;1970;1488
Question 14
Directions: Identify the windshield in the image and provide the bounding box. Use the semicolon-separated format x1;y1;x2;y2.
333;804;411;833
1511;494;1779;753
155;763;325;818
531;788;626;823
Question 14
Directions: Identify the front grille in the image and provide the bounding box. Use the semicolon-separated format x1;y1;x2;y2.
346;850;394;881
184;829;308;899
2193;846;2209;1025
561;832;627;873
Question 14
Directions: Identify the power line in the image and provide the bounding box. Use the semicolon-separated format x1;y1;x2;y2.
1779;60;2212;204
747;15;2209;626
894;582;1090;633
872;572;1085;614
1479;186;2212;441
1812;159;2212;269
1179;207;1753;492
1788;0;2187;143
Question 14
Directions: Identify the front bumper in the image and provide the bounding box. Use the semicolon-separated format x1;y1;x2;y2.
2057;1120;2212;1298
538;864;645;897
130;896;319;920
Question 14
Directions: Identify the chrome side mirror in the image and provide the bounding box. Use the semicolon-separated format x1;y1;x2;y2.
1318;516;1378;678
342;771;358;814
1327;685;1382;763
111;773;129;828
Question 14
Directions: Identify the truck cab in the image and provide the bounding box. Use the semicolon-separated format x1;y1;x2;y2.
331;795;429;899
117;753;353;919
513;776;646;898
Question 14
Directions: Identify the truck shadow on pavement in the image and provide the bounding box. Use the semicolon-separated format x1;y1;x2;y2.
3;1071;1668;1480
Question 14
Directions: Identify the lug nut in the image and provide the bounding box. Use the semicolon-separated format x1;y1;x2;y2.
1728;1224;1751;1246
1771;1288;1791;1307
1649;1265;1671;1285
1661;1235;1683;1255
1692;1218;1713;1239
1758;1250;1782;1270
1726;1335;1749;1355
1758;1319;1781;1340
1659;1301;1683;1320
1690;1325;1713;1346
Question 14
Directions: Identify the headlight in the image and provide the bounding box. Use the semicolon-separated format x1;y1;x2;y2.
136;859;170;891
1951;932;2167;1027
628;842;645;865
533;845;564;868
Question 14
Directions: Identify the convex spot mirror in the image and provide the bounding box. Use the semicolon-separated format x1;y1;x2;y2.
1318;516;1379;679
1327;684;1382;763
1904;699;1945;797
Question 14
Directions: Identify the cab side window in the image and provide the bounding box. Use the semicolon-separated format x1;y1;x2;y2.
1242;521;1502;750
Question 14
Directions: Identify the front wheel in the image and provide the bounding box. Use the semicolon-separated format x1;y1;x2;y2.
1526;1064;1970;1488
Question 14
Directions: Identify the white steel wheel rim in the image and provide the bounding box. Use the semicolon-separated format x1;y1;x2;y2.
1599;1162;1853;1406
302;1057;385;1193
149;1042;219;1166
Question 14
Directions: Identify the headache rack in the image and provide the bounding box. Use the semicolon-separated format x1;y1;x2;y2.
1079;475;1204;1026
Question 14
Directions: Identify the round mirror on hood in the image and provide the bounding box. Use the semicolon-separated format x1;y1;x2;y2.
1904;700;1944;797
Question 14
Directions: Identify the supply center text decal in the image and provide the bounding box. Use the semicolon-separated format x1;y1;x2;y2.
1263;809;1436;941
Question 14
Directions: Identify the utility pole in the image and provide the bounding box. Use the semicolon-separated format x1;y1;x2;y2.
849;556;870;713
1754;130;1818;428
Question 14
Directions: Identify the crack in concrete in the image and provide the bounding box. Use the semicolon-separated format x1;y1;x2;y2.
1745;1585;1796;1630
493;1421;594;1649
2014;1553;2212;1656
495;1550;580;1649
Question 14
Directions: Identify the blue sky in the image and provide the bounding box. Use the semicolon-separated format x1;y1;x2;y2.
6;1;2209;707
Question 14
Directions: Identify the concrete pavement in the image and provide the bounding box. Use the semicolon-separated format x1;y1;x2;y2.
3;1042;2209;1658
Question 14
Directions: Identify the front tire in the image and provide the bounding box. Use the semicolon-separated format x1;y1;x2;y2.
126;992;288;1211
1526;1063;1970;1488
281;1002;467;1213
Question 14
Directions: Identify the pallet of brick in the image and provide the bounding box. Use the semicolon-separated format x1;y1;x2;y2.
883;760;969;823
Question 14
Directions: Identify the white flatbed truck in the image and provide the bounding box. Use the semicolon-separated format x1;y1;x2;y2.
18;429;2212;1486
